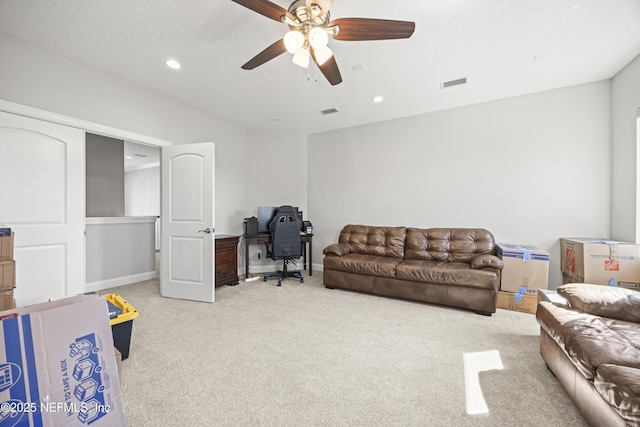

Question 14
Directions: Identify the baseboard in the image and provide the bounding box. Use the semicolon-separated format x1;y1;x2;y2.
86;271;158;292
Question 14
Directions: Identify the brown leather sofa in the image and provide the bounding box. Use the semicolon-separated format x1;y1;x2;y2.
322;225;504;315
536;283;640;426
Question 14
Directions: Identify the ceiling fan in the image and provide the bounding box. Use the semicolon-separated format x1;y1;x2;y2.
231;0;415;85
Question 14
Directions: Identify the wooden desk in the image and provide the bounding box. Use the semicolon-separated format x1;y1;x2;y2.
244;233;313;278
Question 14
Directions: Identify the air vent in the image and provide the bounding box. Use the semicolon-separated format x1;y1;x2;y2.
320;108;339;115
441;77;467;89
134;153;147;158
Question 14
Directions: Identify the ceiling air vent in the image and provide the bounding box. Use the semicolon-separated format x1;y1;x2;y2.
320;108;339;115
441;77;467;89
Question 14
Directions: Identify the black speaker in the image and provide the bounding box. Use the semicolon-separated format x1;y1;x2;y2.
245;217;258;236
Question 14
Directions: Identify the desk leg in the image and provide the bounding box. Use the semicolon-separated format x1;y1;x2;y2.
303;243;307;272
245;239;250;278
309;239;312;276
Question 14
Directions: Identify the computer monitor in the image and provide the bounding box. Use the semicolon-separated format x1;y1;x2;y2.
257;206;278;234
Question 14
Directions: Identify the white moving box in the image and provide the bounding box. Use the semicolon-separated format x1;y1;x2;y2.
560;238;640;289
497;243;550;295
0;294;127;426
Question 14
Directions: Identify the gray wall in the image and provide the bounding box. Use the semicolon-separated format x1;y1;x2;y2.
611;53;640;243
308;81;612;289
86;133;124;216
1;31;638;287
0;32;247;236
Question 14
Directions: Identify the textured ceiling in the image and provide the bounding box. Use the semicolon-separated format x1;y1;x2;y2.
1;0;639;134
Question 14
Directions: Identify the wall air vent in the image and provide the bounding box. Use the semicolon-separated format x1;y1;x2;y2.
441;77;468;89
320;108;339;115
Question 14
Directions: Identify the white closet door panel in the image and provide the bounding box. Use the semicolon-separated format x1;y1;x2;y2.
0;111;85;306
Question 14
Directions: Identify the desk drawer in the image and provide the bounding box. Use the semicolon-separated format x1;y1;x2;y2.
215;249;236;263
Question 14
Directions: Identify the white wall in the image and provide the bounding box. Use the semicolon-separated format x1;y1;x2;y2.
2;31;635;289
125;166;160;217
242;130;308;273
0;32;246;236
309;81;612;289
611;53;640;243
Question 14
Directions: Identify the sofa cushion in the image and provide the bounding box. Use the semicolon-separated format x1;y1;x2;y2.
338;225;407;258
323;253;402;278
594;364;640;425
404;228;497;263
536;302;640;380
395;259;499;290
558;283;640;324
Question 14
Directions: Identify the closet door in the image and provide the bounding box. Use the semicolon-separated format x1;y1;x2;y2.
0;111;85;305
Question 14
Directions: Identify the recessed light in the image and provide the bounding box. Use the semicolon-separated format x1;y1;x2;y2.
166;59;181;70
373;96;384;103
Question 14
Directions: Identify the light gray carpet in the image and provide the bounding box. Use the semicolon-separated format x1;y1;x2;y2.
105;271;586;427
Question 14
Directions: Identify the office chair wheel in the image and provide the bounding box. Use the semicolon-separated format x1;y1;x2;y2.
300;278;304;283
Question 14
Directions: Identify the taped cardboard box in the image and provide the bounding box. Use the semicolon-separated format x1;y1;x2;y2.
497;243;549;294
497;290;538;315
560;238;640;289
0;289;15;311
0;260;16;290
0;233;13;261
0;294;127;426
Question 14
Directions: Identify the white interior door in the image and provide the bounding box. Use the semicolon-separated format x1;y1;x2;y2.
0;111;85;306
160;142;215;302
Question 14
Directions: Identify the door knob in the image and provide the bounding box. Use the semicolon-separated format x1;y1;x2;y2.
198;228;213;234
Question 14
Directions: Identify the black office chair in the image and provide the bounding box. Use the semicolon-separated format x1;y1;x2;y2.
263;205;304;286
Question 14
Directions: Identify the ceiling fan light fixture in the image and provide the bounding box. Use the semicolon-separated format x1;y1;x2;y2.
314;46;333;65
308;27;329;49
284;30;305;54
292;46;310;68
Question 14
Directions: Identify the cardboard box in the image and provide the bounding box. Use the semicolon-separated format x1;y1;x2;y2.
560;238;640;289
0;232;13;261
114;348;122;382
0;294;127;426
497;243;549;294
497;291;538;314
0;260;16;290
0;289;15;311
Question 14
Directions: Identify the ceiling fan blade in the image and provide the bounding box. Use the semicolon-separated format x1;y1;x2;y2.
231;0;294;23
330;18;415;41
306;0;333;18
312;49;342;85
241;39;287;70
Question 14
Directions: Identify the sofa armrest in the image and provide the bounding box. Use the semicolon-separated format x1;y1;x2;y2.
469;254;504;270
323;243;351;257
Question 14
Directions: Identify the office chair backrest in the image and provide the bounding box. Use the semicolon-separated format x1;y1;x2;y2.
269;205;302;260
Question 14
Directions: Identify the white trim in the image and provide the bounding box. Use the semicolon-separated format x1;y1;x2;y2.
86;271;158;292
85;216;158;225
0;99;172;147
